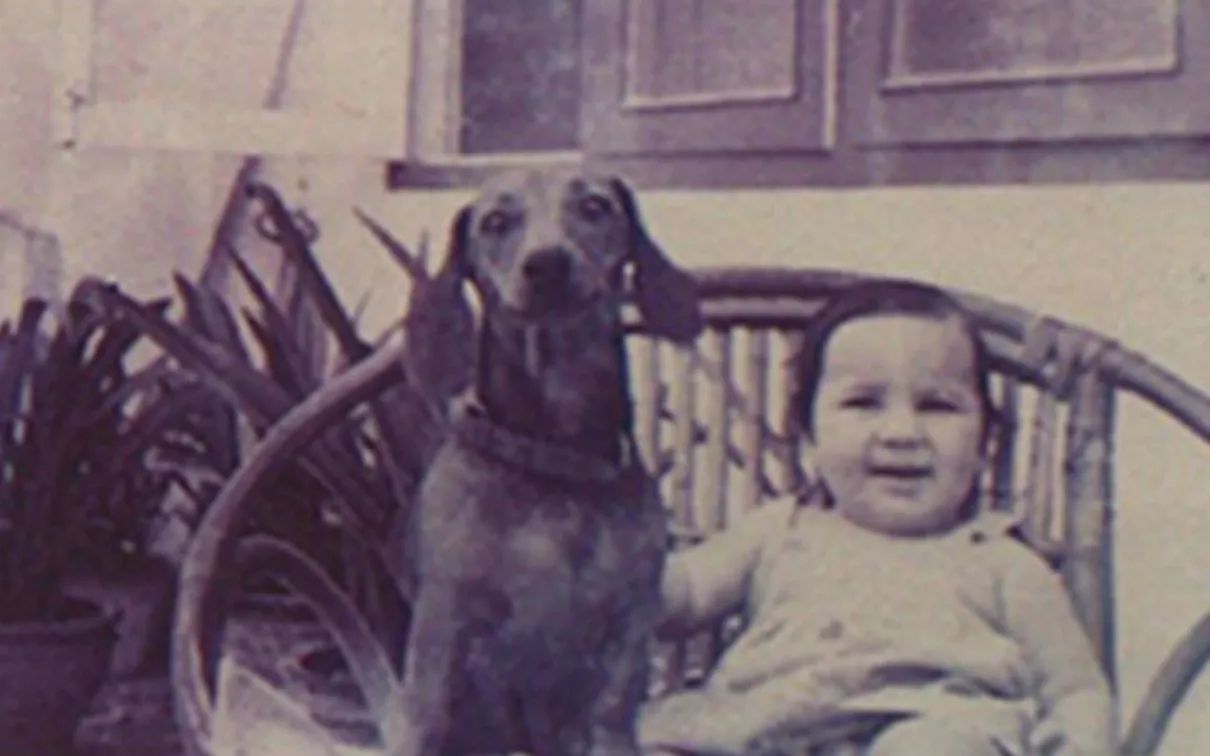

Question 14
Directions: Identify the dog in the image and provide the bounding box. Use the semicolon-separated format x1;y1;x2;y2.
390;167;704;756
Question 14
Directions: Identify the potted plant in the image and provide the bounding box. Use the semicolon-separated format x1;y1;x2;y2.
96;245;404;687
67;262;348;754
95;185;440;708
0;278;192;755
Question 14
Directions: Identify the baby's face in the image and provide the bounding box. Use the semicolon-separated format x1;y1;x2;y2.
809;313;986;537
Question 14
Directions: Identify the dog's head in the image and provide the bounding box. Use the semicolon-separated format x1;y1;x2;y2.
402;168;704;408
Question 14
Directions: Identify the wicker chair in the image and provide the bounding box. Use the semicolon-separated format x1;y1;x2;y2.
171;268;1210;756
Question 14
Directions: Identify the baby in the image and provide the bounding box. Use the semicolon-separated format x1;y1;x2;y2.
639;279;1116;756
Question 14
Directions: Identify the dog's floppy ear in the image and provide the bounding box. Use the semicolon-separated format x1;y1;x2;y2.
611;178;704;345
402;206;476;411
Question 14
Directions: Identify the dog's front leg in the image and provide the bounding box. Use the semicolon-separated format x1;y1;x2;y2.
390;585;466;756
585;613;655;756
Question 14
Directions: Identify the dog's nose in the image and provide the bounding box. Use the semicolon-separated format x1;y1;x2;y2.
522;248;573;287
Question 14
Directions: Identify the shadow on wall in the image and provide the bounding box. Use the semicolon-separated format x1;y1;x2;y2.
0;212;62;315
0;0;279;305
0;2;56;227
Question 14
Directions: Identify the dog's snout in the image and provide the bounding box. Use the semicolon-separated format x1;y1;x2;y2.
522;248;573;286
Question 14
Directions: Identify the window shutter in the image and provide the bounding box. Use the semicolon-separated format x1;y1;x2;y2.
56;0;413;158
581;0;837;156
843;0;1201;146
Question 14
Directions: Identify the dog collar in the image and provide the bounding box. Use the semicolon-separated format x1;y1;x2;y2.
451;399;636;484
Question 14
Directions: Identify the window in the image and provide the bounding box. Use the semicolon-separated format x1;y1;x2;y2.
398;0;837;177
393;0;1210;190
407;0;586;163
458;0;583;155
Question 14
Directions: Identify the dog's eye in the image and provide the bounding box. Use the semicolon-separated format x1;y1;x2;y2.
479;210;515;236
578;194;614;222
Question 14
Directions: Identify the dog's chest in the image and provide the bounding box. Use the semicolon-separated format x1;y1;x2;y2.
416;445;666;645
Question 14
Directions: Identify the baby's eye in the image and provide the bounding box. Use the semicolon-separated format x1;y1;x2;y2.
841;395;882;411
918;396;962;413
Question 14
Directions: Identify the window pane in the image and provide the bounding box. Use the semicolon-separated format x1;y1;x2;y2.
460;0;582;154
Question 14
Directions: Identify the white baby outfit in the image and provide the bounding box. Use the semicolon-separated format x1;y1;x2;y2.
640;497;1108;755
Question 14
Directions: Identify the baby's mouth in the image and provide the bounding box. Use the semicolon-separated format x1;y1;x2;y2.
866;464;933;480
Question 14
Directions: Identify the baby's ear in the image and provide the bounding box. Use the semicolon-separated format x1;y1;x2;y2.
794;443;822;495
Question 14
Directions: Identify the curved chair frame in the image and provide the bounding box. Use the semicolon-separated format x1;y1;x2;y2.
172;268;1210;756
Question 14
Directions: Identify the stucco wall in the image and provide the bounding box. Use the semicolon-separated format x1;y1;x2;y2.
0;0;264;303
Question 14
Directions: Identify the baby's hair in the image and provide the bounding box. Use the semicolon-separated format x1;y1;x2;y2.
789;277;999;445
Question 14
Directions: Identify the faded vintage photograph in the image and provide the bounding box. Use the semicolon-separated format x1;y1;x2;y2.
1;1;1208;754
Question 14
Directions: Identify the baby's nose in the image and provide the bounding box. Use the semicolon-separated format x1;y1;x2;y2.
877;405;924;442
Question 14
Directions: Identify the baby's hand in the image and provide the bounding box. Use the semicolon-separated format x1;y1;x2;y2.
1029;717;1067;756
1031;716;1119;756
1028;690;1119;756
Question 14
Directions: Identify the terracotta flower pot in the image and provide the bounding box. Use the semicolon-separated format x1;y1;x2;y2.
0;596;119;756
